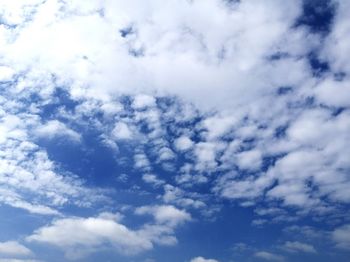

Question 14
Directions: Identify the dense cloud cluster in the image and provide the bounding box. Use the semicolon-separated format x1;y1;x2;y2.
0;0;350;261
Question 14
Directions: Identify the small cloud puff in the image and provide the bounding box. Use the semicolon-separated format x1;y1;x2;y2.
190;257;219;262
0;241;33;257
35;120;81;142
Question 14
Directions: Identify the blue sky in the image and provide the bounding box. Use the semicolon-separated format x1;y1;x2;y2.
0;0;350;261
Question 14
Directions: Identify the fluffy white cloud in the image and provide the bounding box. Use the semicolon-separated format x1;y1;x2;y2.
0;241;32;258
174;136;194;151
1;1;350;261
135;205;191;226
0;0;305;111
213;105;350;214
322;0;350;74
332;224;350;250
194;142;225;172
0;111;102;215
0;66;15;82
162;184;206;209
134;152;151;171
190;257;219;262
254;251;284;262
202;116;236;140
27;211;188;259
0;189;59;215
132;95;156;110
235;149;262;171
142;174;165;187
35;120;81;142
111;122;133;140
281;241;316;253
214;171;273;201
27;214;147;259
314;78;350;108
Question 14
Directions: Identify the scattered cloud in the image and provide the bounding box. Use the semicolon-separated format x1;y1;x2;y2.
0;241;33;258
281;241;316;253
135;205;191;226
35;120;81;142
111;122;133;140
190;257;219;262
26;213;161;259
142;174;165;187
332;224;350;250
0;0;350;261
174;136;194;151
254;251;284;262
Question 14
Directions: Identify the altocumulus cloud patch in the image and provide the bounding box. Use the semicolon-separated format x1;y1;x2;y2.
0;0;350;261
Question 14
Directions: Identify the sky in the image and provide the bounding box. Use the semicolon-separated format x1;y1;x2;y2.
0;0;350;261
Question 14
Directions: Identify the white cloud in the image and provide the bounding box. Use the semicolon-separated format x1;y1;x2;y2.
132;95;156;110
27;211;187;259
0;241;32;258
0;190;59;215
0;113;101;215
174;136;194;151
210;106;350;212
26;213;152;259
281;241;316;253
0;0;305;111
194;142;225;172
322;0;350;74
235;149;262;171
214;171;274;201
0;0;322;217
332;224;350;250
190;257;219;262
314;78;350;108
111;122;133;140
0;66;15;82
202;116;236;140
142;174;165;187
162;184;206;209
100;101;123;116
134;152;151;171
35;120;81;142
0;2;350;260
254;251;284;262
135;205;191;226
158;147;176;161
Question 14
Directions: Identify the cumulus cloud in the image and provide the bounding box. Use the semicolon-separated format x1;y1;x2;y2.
235;149;262;171
135;205;191;226
174;136;194;151
111;122;133;140
26;214;148;259
35;120;81;142
1;0;350;260
190;257;219;262
321;0;350;74
27;210;190;259
314;78;350;108
0;0;305;110
0;241;33;258
132;95;156;110
0;66;15;82
332;224;350;250
142;174;165;187
254;251;284;262
0;112;103;215
281;241;316;253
